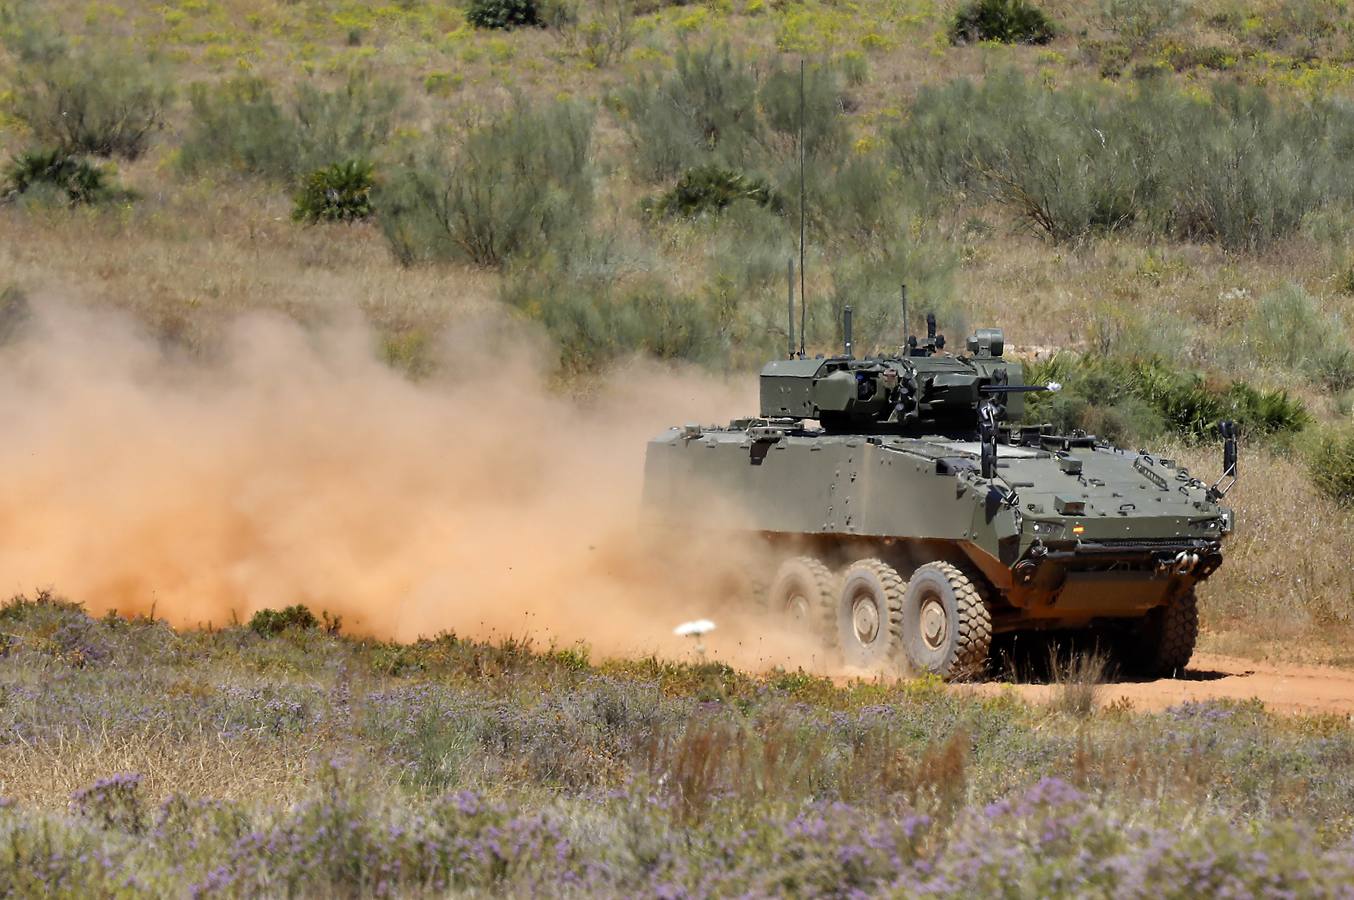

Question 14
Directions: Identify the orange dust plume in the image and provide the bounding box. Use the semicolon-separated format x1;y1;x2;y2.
0;300;835;668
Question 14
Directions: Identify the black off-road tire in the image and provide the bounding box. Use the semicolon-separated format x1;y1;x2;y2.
836;559;906;671
1130;588;1199;678
901;562;993;680
766;556;838;650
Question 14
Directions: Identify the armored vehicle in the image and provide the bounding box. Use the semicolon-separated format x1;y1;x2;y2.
642;310;1237;680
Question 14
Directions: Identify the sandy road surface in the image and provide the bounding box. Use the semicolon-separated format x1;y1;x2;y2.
958;653;1354;716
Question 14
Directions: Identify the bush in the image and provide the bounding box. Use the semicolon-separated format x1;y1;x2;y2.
378;100;593;268
466;0;541;29
949;0;1055;45
893;73;1347;250
1098;0;1187;48
1306;427;1354;506
2;149;118;206
248;605;319;636
565;0;634;67
293;159;376;224
502;266;723;371
645;166;777;219
1244;283;1354;387
7;40;170;160
618;43;762;181
1162;84;1335;251
180;74;400;183
1024;354;1309;443
759;61;848;159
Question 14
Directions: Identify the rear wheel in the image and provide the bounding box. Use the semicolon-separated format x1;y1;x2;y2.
766;556;838;648
1128;588;1198;678
901;562;992;680
836;559;906;670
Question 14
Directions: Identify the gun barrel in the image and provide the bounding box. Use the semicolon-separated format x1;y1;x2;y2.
980;383;1060;394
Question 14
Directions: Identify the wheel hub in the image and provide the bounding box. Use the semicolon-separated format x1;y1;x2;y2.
786;593;810;624
852;596;879;644
920;596;948;650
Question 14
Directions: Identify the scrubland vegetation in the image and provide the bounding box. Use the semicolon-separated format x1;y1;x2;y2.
3;0;1354;889
3;592;1354;896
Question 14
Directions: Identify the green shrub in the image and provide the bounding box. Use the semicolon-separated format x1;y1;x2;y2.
502;268;723;371
759;61;848;159
180;73;400;182
645;165;777;218
618;43;762;181
1306;427;1354;506
378;100;593;267
567;0;634;68
9;46;171;160
839;51;869;87
1161;84;1335;251
827;234;959;356
1244;283;1354;388
179;78;294;178
248;604;319;636
893;73;1346;250
1099;0;1187;48
466;0;541;29
1024;353;1308;443
293;159;376;224
949;0;1055;45
894;73;1141;242
2;149;118;206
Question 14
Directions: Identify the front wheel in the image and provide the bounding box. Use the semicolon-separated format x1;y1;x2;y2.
1127;588;1199;678
901;562;992;680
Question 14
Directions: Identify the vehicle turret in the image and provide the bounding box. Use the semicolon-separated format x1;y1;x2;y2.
760;319;1033;439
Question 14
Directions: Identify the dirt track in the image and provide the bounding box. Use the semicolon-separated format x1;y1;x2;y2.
960;653;1354;716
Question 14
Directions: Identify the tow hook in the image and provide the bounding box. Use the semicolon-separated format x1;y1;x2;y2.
1171;551;1199;576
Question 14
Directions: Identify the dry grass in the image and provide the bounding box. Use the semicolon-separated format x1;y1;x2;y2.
1048;648;1110;718
0;732;325;811
0;170;499;347
1167;442;1354;660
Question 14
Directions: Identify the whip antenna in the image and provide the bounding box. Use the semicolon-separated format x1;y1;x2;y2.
797;57;807;359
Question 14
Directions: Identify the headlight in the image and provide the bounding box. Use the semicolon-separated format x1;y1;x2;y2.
1219;508;1235;535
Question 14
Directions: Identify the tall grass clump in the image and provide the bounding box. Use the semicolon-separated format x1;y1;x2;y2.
893;73;1350;250
179;73;400;182
1306;427;1354;506
1244;283;1354;389
378;100;592;268
949;0;1055;45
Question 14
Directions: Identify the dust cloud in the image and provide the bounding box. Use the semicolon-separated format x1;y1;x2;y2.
0;300;833;669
